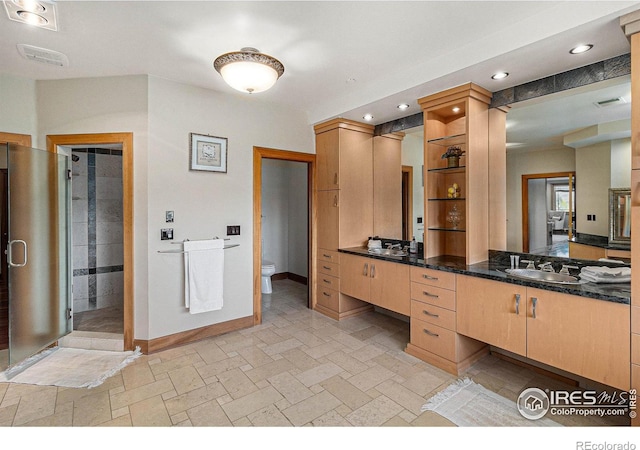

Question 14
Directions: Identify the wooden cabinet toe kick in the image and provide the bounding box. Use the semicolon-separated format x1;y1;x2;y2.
405;342;489;376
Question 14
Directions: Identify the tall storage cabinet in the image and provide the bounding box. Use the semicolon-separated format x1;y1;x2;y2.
314;119;375;320
418;83;492;264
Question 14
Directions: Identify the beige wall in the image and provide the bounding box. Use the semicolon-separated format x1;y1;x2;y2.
506;147;576;251
575;142;611;236
146;76;313;339
30;74;314;340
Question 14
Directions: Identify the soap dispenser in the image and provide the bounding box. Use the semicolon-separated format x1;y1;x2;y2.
409;237;417;254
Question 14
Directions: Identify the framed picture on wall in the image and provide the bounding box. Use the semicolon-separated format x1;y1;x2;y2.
189;133;228;173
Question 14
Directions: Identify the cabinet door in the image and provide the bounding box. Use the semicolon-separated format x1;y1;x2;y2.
316;129;340;191
369;259;410;315
340;254;370;301
526;288;630;390
317;190;339;251
456;275;526;356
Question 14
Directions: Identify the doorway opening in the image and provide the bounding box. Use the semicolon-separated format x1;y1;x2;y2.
253;147;315;325
522;171;575;256
47;133;134;351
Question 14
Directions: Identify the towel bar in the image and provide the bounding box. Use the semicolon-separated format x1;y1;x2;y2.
158;238;239;253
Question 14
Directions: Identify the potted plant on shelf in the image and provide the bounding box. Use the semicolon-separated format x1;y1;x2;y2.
441;145;465;168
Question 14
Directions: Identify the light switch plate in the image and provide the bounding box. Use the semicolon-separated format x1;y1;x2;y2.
161;228;173;240
227;225;240;236
166;211;174;223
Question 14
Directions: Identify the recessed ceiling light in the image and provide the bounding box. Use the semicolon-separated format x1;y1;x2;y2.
397;103;410;110
452;107;460;113
17;10;46;25
491;72;509;80
363;114;374;121
3;0;57;30
570;44;593;54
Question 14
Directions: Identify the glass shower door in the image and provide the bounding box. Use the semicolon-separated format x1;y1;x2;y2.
6;143;72;367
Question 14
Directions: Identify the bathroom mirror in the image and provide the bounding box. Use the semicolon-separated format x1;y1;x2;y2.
506;76;631;261
401;125;424;242
609;188;631;245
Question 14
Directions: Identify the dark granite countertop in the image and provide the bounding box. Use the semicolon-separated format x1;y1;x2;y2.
338;247;630;305
570;233;630;251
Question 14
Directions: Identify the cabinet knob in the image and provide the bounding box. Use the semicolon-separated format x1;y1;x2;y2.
531;297;538;319
515;294;520;315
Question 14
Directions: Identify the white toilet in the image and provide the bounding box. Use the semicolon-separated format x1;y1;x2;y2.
261;260;276;294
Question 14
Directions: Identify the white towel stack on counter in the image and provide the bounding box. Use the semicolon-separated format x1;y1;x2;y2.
579;266;631;283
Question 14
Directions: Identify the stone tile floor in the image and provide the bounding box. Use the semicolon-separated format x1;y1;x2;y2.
0;279;629;435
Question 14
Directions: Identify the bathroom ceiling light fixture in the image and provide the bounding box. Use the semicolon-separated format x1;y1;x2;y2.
3;0;57;30
491;71;509;80
570;44;593;54
397;103;410;110
213;47;284;94
363;114;374;121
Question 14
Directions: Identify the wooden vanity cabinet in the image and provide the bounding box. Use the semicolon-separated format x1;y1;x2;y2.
456;275;526;356
456;275;630;390
406;267;487;375
526;287;630;391
339;253;410;316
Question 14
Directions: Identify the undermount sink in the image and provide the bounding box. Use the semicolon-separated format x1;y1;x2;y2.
505;268;584;285
368;248;408;257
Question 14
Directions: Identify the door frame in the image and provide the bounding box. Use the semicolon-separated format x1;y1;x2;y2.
253;147;316;325
401;165;414;240
47;133;135;351
521;171;575;253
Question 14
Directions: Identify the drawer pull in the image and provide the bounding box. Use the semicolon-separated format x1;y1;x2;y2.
422;291;439;298
323;292;331;297
370;264;375;278
323;265;332;271
363;263;368;276
323;278;331;284
334;173;338;185
333;195;338;207
423;328;439;338
532;297;538;319
515;294;520;315
422;274;438;281
422;309;439;318
323;253;332;259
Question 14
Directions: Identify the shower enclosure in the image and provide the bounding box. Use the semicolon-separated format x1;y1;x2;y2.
0;143;72;371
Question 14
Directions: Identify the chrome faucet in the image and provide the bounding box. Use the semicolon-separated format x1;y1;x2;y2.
386;243;402;249
538;262;555;272
520;259;536;270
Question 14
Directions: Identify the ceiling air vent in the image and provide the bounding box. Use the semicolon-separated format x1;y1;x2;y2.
593;97;626;108
17;44;68;67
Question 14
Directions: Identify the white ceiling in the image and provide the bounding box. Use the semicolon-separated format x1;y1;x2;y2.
1;0;639;130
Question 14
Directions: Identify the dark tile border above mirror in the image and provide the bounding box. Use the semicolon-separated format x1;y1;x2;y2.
374;53;630;136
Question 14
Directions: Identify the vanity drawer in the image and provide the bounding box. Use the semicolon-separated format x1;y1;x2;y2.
411;282;456;311
411;300;456;331
410;318;456;361
318;273;340;291
410;267;455;291
318;250;340;264
318;261;339;277
316;286;339;311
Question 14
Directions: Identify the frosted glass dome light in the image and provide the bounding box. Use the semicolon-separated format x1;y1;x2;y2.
214;47;284;94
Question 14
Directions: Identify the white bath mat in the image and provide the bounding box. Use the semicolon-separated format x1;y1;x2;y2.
0;346;141;389
421;378;561;427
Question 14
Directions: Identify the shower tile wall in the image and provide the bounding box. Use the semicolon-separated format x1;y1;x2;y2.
71;148;123;320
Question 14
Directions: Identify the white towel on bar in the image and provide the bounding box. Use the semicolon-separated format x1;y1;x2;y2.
183;239;224;314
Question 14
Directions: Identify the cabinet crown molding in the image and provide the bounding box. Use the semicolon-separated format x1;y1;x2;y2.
313;118;375;135
418;82;492;111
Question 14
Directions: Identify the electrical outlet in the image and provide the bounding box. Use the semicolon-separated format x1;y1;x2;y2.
417;217;423;224
161;228;173;240
227;225;241;236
